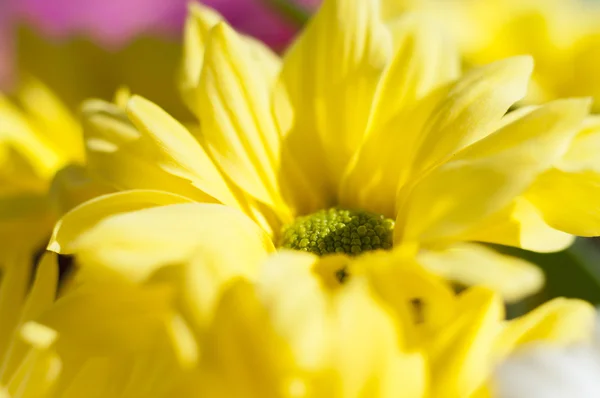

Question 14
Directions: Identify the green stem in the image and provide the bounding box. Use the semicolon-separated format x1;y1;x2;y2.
261;0;312;27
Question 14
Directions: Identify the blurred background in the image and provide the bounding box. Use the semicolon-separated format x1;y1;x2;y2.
3;0;600;315
0;0;317;120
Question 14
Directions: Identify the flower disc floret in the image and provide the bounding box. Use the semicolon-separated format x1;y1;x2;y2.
280;208;394;256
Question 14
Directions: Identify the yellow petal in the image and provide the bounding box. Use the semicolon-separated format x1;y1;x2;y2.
411;56;533;175
179;3;222;112
199;279;296;398
280;0;391;186
370;13;459;128
178;3;280;117
427;287;503;398
0;143;47;196
47;189;193;254
400;98;590;243
198;23;288;218
462;197;575;253
526;168;600;236
82;99;237;206
5;322;61;398
418;243;544;302
0;253;59;385
0;95;62;179
556;116;600;172
70;203;274;284
354;249;455;348
126;96;243;207
40;284;175;354
223;251;426;398
16;77;83;163
331;278;425;398
495;298;596;360
340;12;459;215
0;253;32;360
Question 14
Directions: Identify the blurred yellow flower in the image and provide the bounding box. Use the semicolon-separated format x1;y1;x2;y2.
58;0;600;302
0;78;110;267
395;0;600;109
0;253;61;397
28;229;598;397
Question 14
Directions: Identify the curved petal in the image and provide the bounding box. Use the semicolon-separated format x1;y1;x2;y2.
48;189;194;254
179;3;222;112
340;12;459;215
280;0;392;187
178;3;281;117
400;98;590;243
69;203;274;284
126;96;243;207
418;243;544;302
556;116;600;173
462;198;575;253
82;99;239;206
495;298;596;359
526;168;600;236
198;23;288;219
15;77;83;163
0;94;62;179
427;286;503;398
411;56;533;175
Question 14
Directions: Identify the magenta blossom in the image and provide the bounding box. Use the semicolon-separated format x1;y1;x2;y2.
1;0;318;88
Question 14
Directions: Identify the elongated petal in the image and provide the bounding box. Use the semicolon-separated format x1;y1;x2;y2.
179;3;222;112
411;56;533;174
418;243;544;302
126;96;243;207
462;198;574;253
428;287;503;398
48;190;193;254
69;203;274;283
0;95;62;179
495;298;596;359
556;116;600;173
400;99;589;243
340;12;459;215
82;99;239;206
179;3;281;117
5;322;61;398
526;169;600;236
280;0;391;187
198;23;289;219
16;77;83;163
0;253;59;385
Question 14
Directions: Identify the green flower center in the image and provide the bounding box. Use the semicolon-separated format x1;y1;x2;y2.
279;208;395;256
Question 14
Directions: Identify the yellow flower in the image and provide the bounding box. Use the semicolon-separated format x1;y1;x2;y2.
28;224;598;397
0;78;110;265
398;0;600;108
61;0;600;302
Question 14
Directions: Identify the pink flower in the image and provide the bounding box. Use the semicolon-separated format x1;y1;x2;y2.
14;0;190;48
0;0;319;88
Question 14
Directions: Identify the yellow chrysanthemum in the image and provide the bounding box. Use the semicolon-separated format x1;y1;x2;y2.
56;0;600;301
0;78;109;266
23;219;597;397
397;0;600;108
